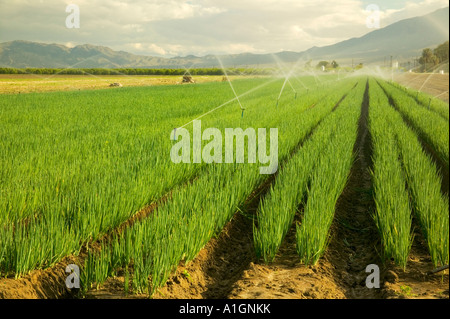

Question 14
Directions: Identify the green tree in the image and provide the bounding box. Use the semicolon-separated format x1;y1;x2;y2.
434;41;449;64
316;61;330;69
419;48;439;71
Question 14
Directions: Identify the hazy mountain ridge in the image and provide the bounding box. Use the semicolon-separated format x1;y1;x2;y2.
0;7;448;68
303;7;449;61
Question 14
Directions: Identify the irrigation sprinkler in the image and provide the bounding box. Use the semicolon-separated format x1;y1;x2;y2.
175;76;280;132
171;128;177;141
427;264;449;275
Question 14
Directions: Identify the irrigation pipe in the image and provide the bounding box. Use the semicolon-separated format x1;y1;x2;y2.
427;264;449;275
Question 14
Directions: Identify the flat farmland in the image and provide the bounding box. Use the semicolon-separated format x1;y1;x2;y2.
0;74;258;94
394;73;449;103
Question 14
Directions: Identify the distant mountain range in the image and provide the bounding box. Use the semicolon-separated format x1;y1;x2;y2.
0;7;448;68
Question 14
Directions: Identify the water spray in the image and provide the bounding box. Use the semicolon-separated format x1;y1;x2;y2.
216;56;245;117
271;54;300;106
434;90;449;100
416;60;449;94
175;76;280;132
182;63;196;78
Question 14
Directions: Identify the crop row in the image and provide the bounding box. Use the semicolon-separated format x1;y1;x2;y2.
369;79;413;268
371;79;448;267
295;82;364;265
253;80;364;263
387;80;449;121
378;79;449;167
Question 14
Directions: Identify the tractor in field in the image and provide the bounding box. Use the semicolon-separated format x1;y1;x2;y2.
182;75;195;84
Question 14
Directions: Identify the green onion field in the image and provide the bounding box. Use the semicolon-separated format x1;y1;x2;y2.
0;74;448;299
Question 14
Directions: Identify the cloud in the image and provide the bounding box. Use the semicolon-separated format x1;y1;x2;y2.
0;0;448;57
147;43;166;55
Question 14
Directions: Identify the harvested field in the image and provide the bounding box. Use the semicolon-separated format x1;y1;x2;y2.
0;74;259;94
394;73;449;103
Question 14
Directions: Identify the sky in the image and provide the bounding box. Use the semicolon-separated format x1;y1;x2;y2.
0;0;448;57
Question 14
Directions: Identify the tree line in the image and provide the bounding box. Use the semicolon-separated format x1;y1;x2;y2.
0;67;274;76
418;41;449;72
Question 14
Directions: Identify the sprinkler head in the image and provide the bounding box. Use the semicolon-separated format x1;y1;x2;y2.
172;128;177;141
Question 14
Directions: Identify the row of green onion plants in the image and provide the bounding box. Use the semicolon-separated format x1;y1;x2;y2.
377;79;449;167
253;80;363;263
386;80;449;121
295;80;365;265
373;79;448;268
369;78;413;269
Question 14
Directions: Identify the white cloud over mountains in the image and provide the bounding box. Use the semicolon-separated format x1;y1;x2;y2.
0;0;448;57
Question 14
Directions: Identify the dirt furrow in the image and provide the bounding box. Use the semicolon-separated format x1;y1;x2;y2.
324;79;386;299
